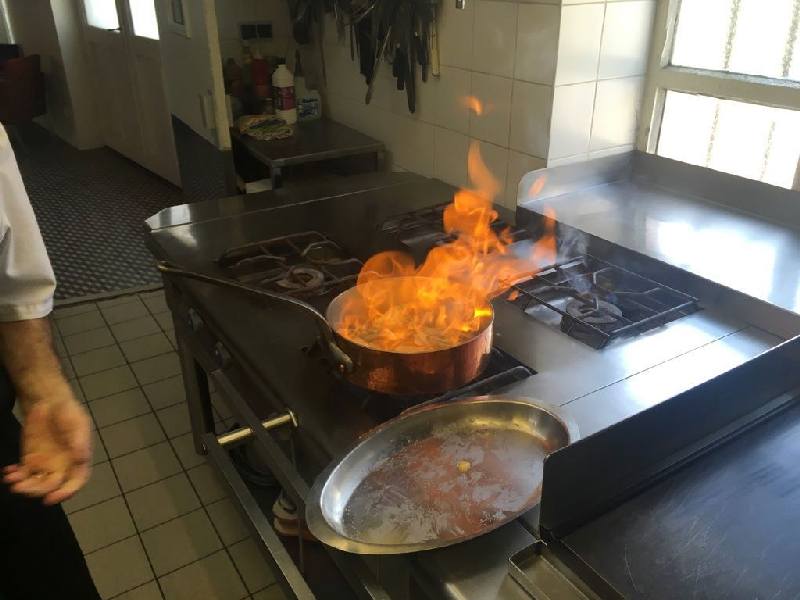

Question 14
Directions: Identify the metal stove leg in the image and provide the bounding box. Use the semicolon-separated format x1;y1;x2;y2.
176;330;215;454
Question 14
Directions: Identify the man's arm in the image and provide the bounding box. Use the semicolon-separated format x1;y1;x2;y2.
0;318;70;407
0;317;92;504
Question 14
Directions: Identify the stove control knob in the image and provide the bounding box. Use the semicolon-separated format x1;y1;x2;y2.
214;342;232;368
188;309;204;332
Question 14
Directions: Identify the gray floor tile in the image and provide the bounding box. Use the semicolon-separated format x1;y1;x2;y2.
131;353;182;385
126;473;201;531
80;365;138;400
229;538;276;593
72;344;127;377
158;550;247;600
114;581;163;600
164;329;177;348
252;585;287;600
85;536;154;599
97;295;142;309
53;302;98;319
56;309;106;336
154;311;174;331
207;498;249;546
62;461;120;513
102;300;150;324
61;359;76;380
113;441;181;492
170;433;207;470
142;375;186;410
67;496;136;554
69;378;86;403
101;413;166;458
141;509;222;576
90;388;152;428
188;463;229;504
140;291;169;314
156;402;192;438
121;332;173;363
54;336;68;357
111;315;162;343
92;429;108;465
64;327;116;355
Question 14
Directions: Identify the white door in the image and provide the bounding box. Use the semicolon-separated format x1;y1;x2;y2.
82;0;180;185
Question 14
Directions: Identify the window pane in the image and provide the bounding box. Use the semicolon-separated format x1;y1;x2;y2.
672;0;800;81
130;0;159;39
658;91;800;189
84;0;119;30
672;0;733;72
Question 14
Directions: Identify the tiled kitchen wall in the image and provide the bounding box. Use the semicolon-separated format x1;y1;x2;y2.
323;0;655;208
215;0;292;63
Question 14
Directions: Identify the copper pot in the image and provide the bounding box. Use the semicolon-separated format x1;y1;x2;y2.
157;263;493;396
325;278;493;395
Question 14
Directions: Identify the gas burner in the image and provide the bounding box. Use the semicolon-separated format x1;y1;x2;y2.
510;255;698;349
218;232;362;304
381;203;532;260
302;241;348;265
276;266;326;290
565;298;623;324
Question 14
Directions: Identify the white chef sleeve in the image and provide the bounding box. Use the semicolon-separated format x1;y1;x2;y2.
0;125;56;321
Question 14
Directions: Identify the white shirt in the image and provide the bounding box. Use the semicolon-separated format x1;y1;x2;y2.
0;125;56;321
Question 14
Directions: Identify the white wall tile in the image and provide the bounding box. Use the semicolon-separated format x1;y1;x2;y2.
432;66;472;134
215;0;252;41
509;80;552;158
438;0;475;70
547;154;589;167
589;144;634;160
515;4;560;85
599;0;656;79
549;81;596;158
392;118;437;177
590;76;643;151
554;4;605;85
469;73;513;147
434;127;470;188
505;151;547;208
471;139;509;203
324;43;366;102
472;0;518;78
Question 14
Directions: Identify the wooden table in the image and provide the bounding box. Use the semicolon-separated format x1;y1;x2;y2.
230;118;385;189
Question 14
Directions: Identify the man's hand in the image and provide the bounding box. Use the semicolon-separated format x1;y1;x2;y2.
0;318;93;504
3;391;92;505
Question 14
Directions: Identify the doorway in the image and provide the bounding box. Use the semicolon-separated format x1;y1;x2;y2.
82;0;180;184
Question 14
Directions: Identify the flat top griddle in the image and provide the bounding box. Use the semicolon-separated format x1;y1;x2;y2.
562;398;800;599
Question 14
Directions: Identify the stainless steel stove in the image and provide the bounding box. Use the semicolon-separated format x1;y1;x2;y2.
145;166;800;600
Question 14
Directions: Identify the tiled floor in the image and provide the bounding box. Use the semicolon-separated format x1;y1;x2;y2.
48;290;287;600
15;125;189;300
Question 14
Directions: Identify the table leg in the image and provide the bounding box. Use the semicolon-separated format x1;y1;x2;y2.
271;166;283;189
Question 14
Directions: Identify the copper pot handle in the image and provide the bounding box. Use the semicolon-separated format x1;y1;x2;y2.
156;261;353;372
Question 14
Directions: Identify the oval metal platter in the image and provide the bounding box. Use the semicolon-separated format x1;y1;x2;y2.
306;396;578;554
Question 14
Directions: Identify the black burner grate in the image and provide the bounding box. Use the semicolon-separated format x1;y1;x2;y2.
381;203;531;255
508;255;699;349
217;232;362;304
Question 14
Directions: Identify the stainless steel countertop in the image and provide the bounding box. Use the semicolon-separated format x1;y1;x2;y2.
146;171;796;599
519;153;800;317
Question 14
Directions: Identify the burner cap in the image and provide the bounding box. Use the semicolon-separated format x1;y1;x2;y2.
276;266;326;290
565;298;622;324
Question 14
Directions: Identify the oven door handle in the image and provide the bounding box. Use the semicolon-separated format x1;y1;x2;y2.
202;430;316;600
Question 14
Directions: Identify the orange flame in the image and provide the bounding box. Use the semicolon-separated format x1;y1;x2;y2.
462;96;484;116
333;141;557;353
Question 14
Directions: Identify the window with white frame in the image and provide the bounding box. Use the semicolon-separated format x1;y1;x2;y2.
640;0;800;190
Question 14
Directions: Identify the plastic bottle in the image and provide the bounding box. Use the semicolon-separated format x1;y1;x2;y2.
295;75;322;121
272;63;297;125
